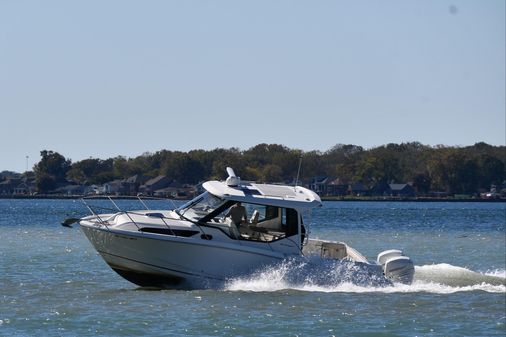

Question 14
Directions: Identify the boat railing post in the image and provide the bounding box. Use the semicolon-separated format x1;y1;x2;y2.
107;196;121;211
137;195;150;210
137;195;181;235
158;215;177;236
81;198;110;231
194;221;210;239
106;196;141;231
123;210;141;231
166;197;178;210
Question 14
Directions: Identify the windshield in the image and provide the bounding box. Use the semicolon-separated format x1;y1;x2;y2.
176;192;227;221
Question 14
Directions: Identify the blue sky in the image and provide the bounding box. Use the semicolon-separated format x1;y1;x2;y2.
1;0;504;172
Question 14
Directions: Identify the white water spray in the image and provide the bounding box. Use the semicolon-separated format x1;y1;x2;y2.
225;260;505;294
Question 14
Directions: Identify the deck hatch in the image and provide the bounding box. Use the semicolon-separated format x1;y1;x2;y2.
254;184;297;198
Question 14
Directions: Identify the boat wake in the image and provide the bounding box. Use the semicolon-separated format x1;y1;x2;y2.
413;264;505;288
225;259;506;294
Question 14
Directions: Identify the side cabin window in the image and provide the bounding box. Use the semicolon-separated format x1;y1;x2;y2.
203;201;300;242
283;208;299;237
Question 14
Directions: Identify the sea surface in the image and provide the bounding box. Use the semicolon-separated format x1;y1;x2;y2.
1;199;505;336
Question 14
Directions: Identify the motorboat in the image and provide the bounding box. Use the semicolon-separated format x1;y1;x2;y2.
76;168;414;288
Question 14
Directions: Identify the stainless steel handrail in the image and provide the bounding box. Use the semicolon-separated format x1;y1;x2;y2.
81;195;205;237
107;196;141;231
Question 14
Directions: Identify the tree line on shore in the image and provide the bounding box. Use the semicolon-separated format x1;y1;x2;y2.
29;142;505;195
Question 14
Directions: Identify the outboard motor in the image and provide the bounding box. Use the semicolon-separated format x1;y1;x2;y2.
377;249;415;284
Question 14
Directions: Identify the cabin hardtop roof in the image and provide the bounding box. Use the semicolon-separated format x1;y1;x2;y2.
202;180;322;210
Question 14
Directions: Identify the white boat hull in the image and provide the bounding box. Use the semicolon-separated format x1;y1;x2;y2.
80;225;287;288
74;171;414;289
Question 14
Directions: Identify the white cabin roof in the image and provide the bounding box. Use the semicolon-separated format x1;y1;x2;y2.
203;180;322;210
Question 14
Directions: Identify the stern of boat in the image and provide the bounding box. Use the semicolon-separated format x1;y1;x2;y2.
304;239;414;284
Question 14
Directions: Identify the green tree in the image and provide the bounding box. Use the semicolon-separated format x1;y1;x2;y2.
67;158;114;184
34;150;71;192
261;164;283;182
412;172;432;194
30;142;505;197
161;152;205;184
243;166;262;181
479;155;505;188
210;148;243;179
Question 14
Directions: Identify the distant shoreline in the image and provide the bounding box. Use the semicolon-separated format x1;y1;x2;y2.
321;197;506;203
0;195;504;203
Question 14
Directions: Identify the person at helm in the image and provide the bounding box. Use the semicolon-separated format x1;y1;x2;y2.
226;202;248;226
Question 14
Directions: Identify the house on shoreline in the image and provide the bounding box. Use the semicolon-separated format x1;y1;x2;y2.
0;172;36;196
385;184;416;198
0;170;504;200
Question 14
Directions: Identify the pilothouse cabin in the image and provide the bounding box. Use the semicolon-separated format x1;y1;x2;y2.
174;178;321;246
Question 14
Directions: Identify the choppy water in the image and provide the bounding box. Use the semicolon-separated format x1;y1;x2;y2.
1;199;505;336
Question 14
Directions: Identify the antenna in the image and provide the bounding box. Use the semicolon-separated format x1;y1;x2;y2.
226;167;236;178
294;155;303;189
